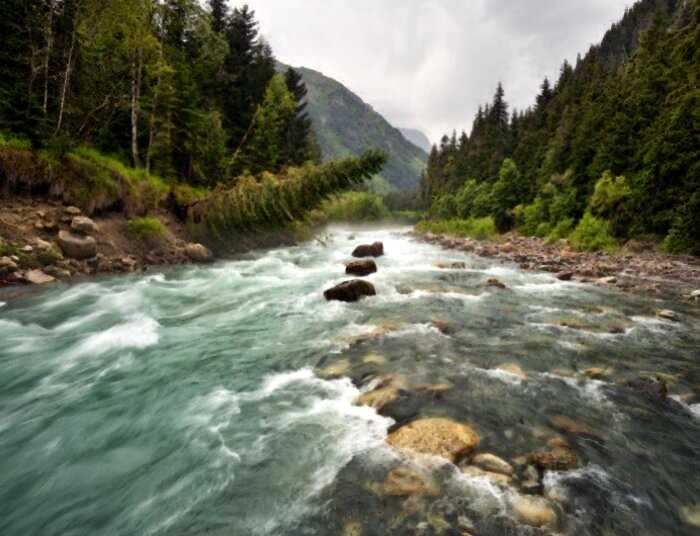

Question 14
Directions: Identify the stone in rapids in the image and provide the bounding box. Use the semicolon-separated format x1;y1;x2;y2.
324;280;376;302
379;467;440;497
352;242;384;258
345;259;377;277
471;453;514;475
511;495;557;528
386;417;480;463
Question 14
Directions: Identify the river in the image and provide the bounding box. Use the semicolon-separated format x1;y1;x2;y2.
1;226;699;535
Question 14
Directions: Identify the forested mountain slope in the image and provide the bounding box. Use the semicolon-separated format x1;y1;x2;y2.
399;128;432;154
282;65;427;190
423;0;699;254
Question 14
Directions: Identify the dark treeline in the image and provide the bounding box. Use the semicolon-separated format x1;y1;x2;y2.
0;0;319;186
422;0;700;254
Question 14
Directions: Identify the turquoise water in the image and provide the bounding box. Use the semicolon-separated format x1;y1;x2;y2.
1;226;699;535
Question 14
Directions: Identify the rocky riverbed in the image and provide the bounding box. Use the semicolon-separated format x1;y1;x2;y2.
414;230;700;304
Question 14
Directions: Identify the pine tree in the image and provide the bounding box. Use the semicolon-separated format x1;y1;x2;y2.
283;67;316;166
491;82;509;127
208;0;228;33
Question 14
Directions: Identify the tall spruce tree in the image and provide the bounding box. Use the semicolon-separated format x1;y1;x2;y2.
283;67;316;166
208;0;228;34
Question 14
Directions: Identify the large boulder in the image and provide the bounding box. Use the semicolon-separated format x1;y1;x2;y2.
71;216;99;234
386;417;480;463
57;230;97;260
352;242;384;258
184;243;213;263
346;259;377;277
324;280;376;302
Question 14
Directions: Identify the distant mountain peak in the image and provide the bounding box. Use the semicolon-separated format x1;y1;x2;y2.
399;128;432;154
277;63;426;190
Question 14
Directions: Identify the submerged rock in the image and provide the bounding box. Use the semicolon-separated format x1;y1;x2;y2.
431;319;456;335
496;363;527;380
57;230;96;260
461;465;512;486
484;278;507;289
352;242;384;258
345;259;377;277
656;309;679;322
583;367;611;380
511;495;557;527
625;376;668;401
548;415;600;440
680;504;700;528
355;386;398;413
319;359;351;379
471;453;514;476
361;352;386;366
528;447;579;472
556;271;574;281
380;467;440;497
386;417;480;463
324;280;376;302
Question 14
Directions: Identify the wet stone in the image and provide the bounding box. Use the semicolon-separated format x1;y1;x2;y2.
386;417;480;463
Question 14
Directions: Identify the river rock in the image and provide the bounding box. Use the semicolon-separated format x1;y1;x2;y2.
355;386;398;413
625;376;668;401
556;271;574;281
380;467;440;497
431;319;456;335
0;256;18;274
319;359;351;379
70;216;98;234
548;415;599;440
64;206;82;215
24;269;56;285
57;230;97;260
485;278;507;289
361;352;386;366
184;243;213;263
583;367;610;380
461;465;512;486
471;453;514;475
345;259;377;276
680;504;700;528
386;417;480;463
528;447;579;471
352;242;384;258
496;363;527;380
689;290;700;301
656;309;679;322
511;495;557;527
324;280;376;302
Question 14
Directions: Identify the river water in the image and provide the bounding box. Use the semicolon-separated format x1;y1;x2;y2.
1;226;699;535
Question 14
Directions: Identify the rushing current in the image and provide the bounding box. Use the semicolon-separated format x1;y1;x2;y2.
1;226;699;536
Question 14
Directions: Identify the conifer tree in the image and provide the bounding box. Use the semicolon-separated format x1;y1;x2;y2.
283;67;316;166
208;0;228;33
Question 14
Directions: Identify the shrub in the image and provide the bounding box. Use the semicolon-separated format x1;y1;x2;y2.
429;193;458;219
0;132;31;150
546;218;575;243
568;212;618;252
319;190;389;222
415;217;497;241
663;191;700;255
127;217;167;240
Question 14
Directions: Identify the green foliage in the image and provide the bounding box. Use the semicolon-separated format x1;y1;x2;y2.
190;150;386;233
127;217;167;240
421;0;700;255
546;218;575;243
415;217;497;241
318;191;389;222
0;132;31;150
568;212;618;252
663;192;700;255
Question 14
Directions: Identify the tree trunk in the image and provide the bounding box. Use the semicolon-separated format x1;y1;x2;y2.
55;25;76;135
130;50;143;168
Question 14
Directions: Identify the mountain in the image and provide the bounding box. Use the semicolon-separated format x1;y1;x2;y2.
423;0;699;253
399;128;432;153
278;64;427;190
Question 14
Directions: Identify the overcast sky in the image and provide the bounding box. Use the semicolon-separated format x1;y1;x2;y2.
232;1;633;144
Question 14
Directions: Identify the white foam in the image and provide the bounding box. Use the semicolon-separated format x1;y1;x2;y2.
476;367;524;385
66;314;160;360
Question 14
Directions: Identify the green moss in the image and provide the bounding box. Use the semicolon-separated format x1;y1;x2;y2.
127;217;167;240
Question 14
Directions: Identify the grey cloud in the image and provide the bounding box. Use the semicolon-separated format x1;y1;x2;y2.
233;0;632;144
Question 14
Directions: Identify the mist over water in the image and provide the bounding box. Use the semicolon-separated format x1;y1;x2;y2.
1;226;699;535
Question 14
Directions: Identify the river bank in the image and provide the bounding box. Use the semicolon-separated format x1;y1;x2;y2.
413;230;700;304
0;196;298;300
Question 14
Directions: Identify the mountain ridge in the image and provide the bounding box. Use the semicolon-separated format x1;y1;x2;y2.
277;63;427;190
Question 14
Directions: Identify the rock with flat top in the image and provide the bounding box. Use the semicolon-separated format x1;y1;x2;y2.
386;417;480;463
472;453;514;475
24;269;56;285
511;495;557;527
345;259;377;276
324;280;376;302
352;242;384;258
657;309;679;322
71;216;99;234
57;230;97;260
64;206;81;215
184;243;213;263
